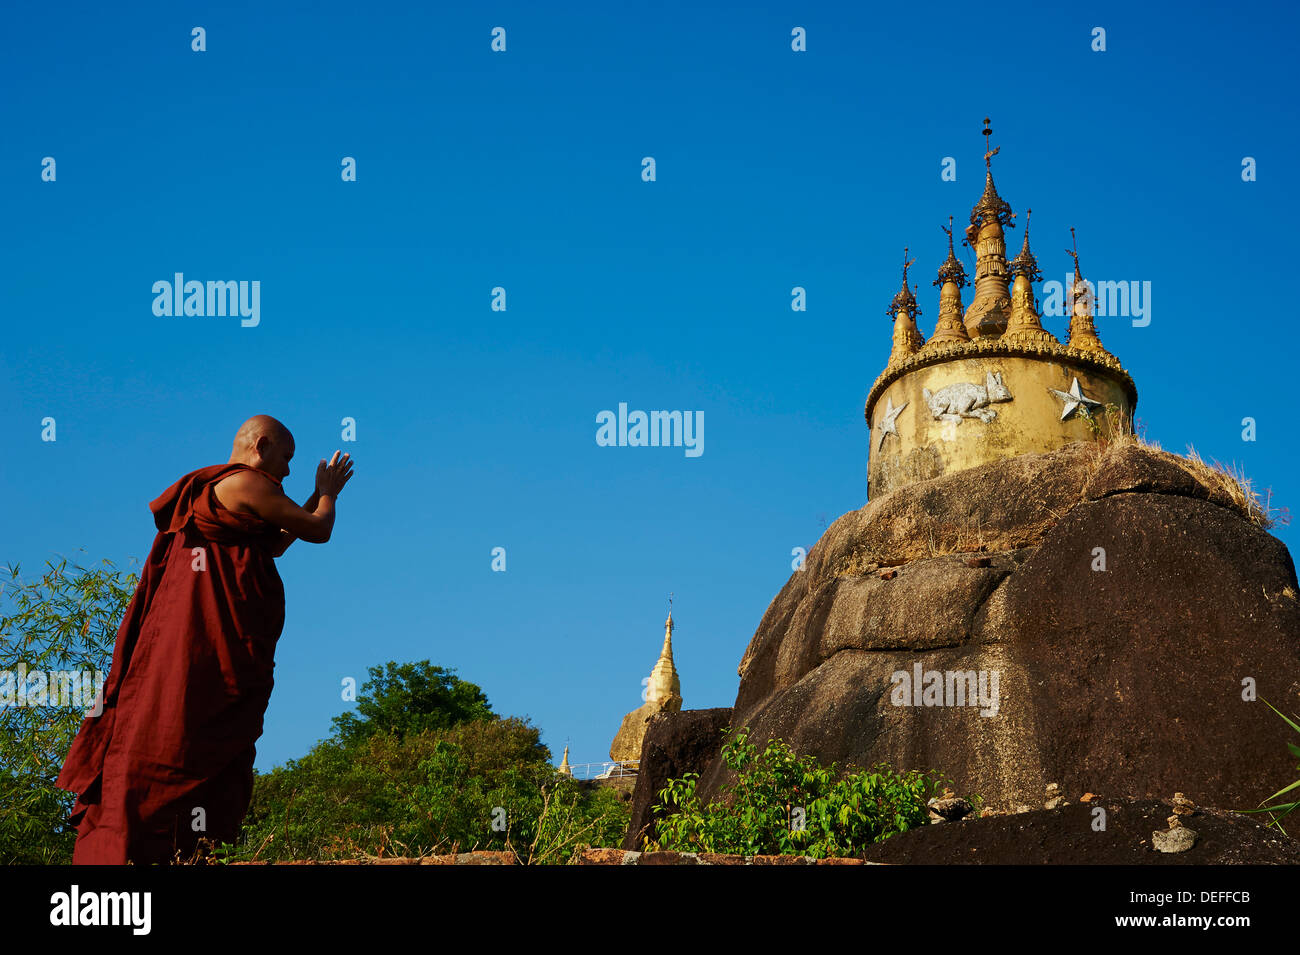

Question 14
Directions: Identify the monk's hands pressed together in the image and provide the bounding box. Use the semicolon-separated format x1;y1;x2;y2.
315;450;354;498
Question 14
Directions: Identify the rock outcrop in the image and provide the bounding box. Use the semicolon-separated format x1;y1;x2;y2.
690;439;1300;813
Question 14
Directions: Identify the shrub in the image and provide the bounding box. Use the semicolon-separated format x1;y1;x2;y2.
647;727;950;858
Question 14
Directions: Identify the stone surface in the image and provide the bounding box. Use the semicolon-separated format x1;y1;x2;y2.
858;798;1295;865
700;441;1300;813
927;795;974;822
1152;826;1199;854
1171;792;1195;816
621;707;733;850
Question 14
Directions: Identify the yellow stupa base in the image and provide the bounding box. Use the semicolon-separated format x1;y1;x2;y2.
865;340;1135;500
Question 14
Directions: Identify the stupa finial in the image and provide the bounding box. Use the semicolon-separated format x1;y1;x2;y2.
969;119;1015;233
1064;227;1112;356
934;217;969;289
1066;226;1083;284
983;117;999;170
887;247;920;318
926;217;972;346
1008;208;1042;283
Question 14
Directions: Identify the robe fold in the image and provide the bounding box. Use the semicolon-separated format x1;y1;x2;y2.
55;463;286;864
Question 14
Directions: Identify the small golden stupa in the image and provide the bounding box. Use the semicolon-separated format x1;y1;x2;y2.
865;119;1137;498
557;744;572;777
609;601;683;765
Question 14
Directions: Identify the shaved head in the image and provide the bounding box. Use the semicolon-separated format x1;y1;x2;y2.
229;414;295;479
232;414;292;452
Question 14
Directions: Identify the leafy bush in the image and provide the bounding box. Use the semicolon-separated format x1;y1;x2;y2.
647;727;948;858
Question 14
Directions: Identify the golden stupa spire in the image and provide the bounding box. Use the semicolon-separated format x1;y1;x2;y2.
963;118;1015;339
645;594;682;707
1064;227;1113;357
925;216;971;346
886;247;925;366
558;744;572;776
1002;209;1058;346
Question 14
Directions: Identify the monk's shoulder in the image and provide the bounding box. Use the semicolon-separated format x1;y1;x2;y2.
213;468;283;512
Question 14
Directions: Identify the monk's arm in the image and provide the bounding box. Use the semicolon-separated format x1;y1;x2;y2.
235;475;337;545
271;489;321;557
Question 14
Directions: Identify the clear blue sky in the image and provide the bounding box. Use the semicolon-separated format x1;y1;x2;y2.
3;0;1296;773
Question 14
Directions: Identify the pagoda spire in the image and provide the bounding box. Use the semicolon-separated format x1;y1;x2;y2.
645;595;681;707
963;118;1015;338
1002;209;1058;346
886;247;925;366
926;217;971;346
1064;227;1114;358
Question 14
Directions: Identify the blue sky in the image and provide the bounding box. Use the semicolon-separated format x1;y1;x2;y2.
2;0;1297;774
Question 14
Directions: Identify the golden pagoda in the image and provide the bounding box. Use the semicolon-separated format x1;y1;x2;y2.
645;609;682;708
609;603;683;765
557;744;572;777
864;119;1136;498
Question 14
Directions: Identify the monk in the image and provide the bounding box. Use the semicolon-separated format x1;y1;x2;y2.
55;415;354;864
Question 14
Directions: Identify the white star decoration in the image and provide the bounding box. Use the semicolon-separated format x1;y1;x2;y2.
1048;377;1103;420
877;397;907;448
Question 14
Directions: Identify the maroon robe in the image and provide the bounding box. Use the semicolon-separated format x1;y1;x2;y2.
55;463;286;864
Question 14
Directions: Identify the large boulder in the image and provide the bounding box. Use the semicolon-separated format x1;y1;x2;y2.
698;440;1300;813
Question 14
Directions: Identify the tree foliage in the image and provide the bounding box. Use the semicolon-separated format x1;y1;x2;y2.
0;556;137;864
328;660;495;748
238;714;629;863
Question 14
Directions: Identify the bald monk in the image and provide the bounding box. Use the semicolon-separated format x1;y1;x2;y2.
55;415;354;864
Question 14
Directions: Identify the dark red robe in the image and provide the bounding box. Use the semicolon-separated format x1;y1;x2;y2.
55;463;286;864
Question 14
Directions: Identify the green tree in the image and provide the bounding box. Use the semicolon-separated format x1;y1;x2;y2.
238;715;629;863
648;727;948;858
0;556;137;864
329;660;494;748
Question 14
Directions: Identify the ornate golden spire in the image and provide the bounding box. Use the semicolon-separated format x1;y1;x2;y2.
1064;227;1113;357
1003;209;1058;346
925;217;971;346
645;596;682;707
963;119;1015;338
558;744;572;776
1007;209;1040;280
969;119;1015;231
887;247;925;366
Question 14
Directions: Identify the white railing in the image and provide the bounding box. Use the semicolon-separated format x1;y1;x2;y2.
564;760;639;780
